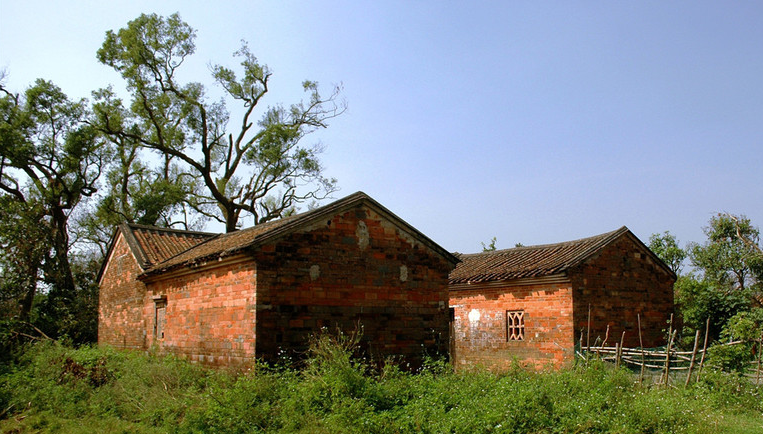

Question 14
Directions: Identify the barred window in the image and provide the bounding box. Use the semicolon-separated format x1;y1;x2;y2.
506;310;525;341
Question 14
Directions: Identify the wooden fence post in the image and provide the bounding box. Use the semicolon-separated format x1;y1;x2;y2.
587;304;591;350
664;329;676;387
696;318;710;383
638;313;645;384
663;314;674;387
602;325;610;348
757;335;762;386
616;331;625;369
685;329;701;386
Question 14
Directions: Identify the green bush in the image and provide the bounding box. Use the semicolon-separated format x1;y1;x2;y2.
706;309;763;373
2;338;762;434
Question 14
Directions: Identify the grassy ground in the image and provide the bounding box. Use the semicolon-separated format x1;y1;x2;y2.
1;336;761;434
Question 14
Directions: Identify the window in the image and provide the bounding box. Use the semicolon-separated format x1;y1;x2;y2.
154;296;167;340
506;310;525;341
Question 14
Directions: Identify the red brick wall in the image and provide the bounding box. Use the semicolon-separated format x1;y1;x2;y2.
98;232;147;349
449;281;575;369
144;259;257;366
100;203;454;367
571;234;675;349
253;205;453;367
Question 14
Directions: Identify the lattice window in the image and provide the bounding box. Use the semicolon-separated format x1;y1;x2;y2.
506;310;525;341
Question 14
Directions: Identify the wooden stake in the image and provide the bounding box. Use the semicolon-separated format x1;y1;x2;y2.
602;325;610;348
638;313;645;384
587;304;591;350
593;336;602;360
617;331;625;369
756;336;762;386
696;318;710;383
663;329;675;387
663;314;674;387
685;329;701;386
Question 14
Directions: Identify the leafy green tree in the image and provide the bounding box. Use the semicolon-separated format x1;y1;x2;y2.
0;198;47;321
481;237;497;252
0;78;105;341
674;274;751;342
76;103;202;256
93;13;344;233
689;214;761;293
675;214;763;366
648;231;687;275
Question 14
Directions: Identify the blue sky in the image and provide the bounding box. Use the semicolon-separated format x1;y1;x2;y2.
1;1;762;254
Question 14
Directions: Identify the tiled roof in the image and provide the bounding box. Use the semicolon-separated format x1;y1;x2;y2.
121;223;216;269
449;227;631;284
139;191;460;278
142;215;300;276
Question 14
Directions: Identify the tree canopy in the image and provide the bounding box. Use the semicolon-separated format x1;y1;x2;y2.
93;13;344;233
689;213;762;293
0;78;104;341
0;12;344;345
656;214;763;370
648;231;687;275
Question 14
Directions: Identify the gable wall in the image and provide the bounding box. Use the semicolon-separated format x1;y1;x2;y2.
449;281;575;369
98;232;147;349
144;259;257;366
571;235;675;348
253;205;454;367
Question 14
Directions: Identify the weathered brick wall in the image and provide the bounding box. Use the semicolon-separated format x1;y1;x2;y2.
571;235;675;349
253;204;453;367
98;233;147;349
144;259;257;366
449;282;575;369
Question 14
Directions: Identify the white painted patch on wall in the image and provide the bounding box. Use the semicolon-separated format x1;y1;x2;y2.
356;221;369;250
399;265;408;282
468;309;481;323
310;264;320;281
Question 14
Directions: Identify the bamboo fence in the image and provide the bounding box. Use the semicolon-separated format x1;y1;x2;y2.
576;314;763;386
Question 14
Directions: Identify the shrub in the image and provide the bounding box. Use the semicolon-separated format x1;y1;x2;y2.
707;308;763;373
2;338;762;434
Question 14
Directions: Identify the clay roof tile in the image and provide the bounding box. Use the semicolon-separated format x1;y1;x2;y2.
449;226;631;284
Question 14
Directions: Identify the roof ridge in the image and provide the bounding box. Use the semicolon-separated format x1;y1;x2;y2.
142;192;370;276
148;214;304;268
126;222;217;237
140;191;458;278
459;226;628;257
448;226;633;285
562;226;629;270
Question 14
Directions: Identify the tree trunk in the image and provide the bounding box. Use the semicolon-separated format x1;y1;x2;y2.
46;206;76;297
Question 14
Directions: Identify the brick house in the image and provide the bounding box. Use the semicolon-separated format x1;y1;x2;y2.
448;227;676;369
98;192;459;366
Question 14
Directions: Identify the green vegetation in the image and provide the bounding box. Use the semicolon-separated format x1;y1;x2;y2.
2;337;761;434
0;12;343;345
649;214;763;373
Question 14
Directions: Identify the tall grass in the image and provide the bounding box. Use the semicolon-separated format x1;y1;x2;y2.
1;336;761;434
